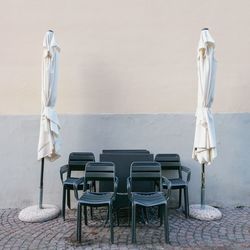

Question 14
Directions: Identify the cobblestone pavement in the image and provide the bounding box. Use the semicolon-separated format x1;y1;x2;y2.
0;207;249;249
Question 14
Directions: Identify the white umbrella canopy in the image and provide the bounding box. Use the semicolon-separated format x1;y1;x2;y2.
38;30;61;161
189;29;222;220
192;28;217;165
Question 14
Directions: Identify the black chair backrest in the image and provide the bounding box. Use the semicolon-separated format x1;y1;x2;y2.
85;162;116;191
155;154;182;178
130;161;162;192
68;152;95;176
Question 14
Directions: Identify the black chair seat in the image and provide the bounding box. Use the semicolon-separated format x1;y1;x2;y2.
79;192;113;205
64;177;84;187
132;192;167;207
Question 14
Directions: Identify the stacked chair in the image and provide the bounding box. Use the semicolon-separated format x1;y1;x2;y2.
127;161;171;244
73;162;118;243
155;154;191;218
60;152;95;220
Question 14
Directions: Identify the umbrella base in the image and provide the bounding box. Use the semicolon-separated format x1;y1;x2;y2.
18;204;60;223
189;204;222;221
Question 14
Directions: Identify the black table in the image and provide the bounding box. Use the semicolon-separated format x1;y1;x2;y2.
100;149;154;209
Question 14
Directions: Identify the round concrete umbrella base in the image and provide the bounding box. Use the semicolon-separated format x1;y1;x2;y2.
189;204;222;221
18;204;60;223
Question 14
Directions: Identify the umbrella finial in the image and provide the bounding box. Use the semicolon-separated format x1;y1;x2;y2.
202;28;209;31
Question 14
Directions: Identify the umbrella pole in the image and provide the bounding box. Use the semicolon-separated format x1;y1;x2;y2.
39;157;45;209
201;163;205;209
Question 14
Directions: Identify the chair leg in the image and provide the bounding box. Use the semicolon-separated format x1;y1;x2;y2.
62;186;66;220
90;207;93;219
184;186;189;218
145;207;149;224
164;204;169;244
109;204;114;244
159;205;163;226
105;209;109;225
67;189;71;209
128;204;131;226
178;189;182;209
77;203;82;243
116;208;120;226
158;205;160;219
90;182;95;220
84;206;88;225
132;203;136;243
141;207;146;224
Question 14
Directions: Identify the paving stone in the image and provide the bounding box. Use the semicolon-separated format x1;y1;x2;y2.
0;207;249;249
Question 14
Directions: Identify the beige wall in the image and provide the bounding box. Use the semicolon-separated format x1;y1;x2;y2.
1;1;250;209
1;0;250;114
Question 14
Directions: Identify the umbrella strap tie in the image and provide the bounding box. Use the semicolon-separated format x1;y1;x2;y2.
196;107;212;127
42;106;60;133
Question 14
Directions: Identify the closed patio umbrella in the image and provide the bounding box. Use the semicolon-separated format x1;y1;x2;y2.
190;28;222;220
37;30;61;208
192;28;217;165
19;30;61;222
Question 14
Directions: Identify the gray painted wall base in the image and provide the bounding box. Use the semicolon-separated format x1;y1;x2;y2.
0;113;249;208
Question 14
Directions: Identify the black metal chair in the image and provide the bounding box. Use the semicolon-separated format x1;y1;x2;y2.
73;162;118;244
60;152;95;220
155;154;191;218
127;161;171;244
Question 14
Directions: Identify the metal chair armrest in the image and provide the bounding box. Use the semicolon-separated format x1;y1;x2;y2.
73;177;85;200
114;176;119;196
60;164;69;183
181;166;191;182
162;176;171;198
127;177;132;200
